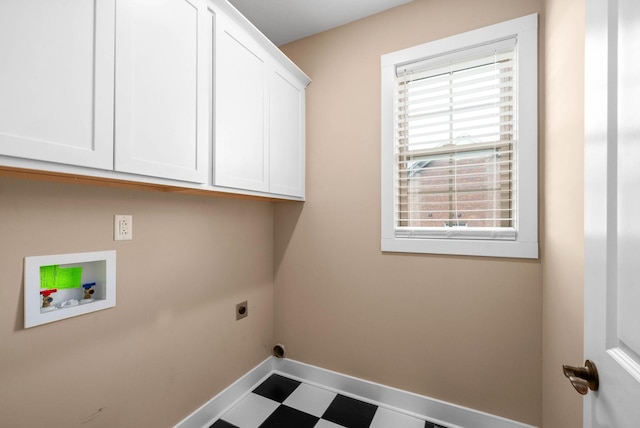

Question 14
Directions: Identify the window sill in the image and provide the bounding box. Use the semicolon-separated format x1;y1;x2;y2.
381;237;539;259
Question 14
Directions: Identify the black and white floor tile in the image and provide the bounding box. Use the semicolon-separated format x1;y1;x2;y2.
210;374;448;428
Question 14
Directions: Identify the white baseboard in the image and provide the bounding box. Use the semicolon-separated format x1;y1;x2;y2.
174;357;275;428
174;357;538;428
272;358;537;428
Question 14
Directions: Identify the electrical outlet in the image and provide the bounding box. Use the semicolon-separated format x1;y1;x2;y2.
236;301;248;320
114;215;133;241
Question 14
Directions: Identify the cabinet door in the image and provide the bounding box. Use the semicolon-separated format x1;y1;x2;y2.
214;12;269;193
270;68;306;198
0;0;115;170
115;0;208;183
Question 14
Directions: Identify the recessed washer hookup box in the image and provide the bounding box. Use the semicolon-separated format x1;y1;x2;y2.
24;250;116;328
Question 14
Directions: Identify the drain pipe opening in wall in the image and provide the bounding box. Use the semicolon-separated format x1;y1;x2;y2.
273;343;286;358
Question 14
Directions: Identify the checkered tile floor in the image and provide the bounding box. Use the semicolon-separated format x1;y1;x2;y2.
210;374;448;428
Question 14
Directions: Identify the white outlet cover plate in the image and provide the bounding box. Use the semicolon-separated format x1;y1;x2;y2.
114;215;132;241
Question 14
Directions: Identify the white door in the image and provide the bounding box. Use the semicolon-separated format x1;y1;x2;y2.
115;0;209;183
584;0;640;426
0;0;115;170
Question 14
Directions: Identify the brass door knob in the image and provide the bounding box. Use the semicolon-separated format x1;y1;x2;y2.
563;359;599;395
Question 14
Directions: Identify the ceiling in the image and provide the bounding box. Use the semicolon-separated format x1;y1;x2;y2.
226;0;414;46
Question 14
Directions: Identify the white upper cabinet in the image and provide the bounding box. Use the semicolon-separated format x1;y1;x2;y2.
270;66;306;198
114;0;209;183
0;0;308;199
0;0;115;170
212;5;310;198
214;11;269;193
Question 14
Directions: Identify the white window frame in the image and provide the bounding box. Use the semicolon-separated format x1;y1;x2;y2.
381;14;538;259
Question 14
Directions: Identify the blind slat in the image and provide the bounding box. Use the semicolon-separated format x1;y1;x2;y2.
399;91;514;118
398;79;514;112
398;129;514;147
400;68;515;95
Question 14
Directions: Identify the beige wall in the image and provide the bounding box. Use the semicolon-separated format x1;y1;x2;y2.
541;0;585;427
0;178;274;427
277;0;544;425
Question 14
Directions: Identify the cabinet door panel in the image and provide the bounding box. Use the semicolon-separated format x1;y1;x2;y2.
270;70;305;198
0;0;114;169
115;0;208;183
214;15;268;193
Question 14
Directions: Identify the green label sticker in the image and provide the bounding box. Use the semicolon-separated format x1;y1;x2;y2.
40;265;83;289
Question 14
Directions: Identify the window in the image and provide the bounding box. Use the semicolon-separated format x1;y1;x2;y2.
381;14;538;258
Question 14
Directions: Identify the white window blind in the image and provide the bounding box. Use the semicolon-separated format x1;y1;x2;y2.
394;38;518;240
